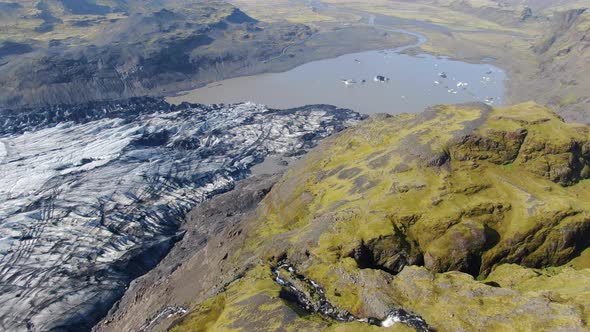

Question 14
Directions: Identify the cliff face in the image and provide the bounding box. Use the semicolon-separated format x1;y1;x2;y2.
171;102;590;331
533;8;590;123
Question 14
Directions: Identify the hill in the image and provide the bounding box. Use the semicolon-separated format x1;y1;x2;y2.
0;1;313;108
159;102;590;331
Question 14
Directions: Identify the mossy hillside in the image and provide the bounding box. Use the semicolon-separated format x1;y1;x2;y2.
173;266;588;331
486;264;590;324
171;265;327;332
172;265;410;332
247;102;590;318
248;101;590;269
388;266;586;331
176;102;590;331
2;0;243;42
568;247;590;269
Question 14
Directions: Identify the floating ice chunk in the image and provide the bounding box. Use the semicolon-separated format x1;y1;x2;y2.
374;75;389;82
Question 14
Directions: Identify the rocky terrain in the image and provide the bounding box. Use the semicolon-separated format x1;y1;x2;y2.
95;174;283;332
531;8;590;123
132;102;590;331
0;0;314;108
0;97;364;331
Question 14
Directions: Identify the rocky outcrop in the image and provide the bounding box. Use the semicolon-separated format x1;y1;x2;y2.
517;131;590;185
451;128;528;164
0;97;363;331
389;266;586;331
170;102;590;331
423;220;488;276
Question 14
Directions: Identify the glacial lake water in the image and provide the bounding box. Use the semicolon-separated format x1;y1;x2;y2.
168;46;506;115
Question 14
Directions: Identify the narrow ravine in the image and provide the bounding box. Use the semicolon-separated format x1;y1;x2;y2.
272;263;433;332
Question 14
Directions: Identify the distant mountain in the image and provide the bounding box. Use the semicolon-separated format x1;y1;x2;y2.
532;8;590;123
0;1;313;108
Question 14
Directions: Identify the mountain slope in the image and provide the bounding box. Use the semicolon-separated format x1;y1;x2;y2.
533;8;590;123
0;1;313;108
171;102;590;331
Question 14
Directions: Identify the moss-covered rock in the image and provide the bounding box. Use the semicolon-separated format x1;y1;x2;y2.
451;128;528;164
173;102;590;331
171;265;411;332
391;266;586;331
423;220;487;275
486;264;590;325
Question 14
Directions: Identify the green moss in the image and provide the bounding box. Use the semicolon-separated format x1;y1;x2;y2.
245;101;590;308
390;266;587;331
172;265;332;331
486;264;590;324
568;247;590;269
171;294;226;332
183;102;590;330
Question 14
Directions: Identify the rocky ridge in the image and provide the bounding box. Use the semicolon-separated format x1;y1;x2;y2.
0;1;314;108
0;97;364;331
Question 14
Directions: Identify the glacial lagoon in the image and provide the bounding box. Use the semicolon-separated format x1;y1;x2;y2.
168;49;506;115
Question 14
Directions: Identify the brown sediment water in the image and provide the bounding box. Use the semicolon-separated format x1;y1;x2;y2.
167;35;506;115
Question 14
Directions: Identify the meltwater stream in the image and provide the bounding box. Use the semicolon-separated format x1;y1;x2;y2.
273;263;432;331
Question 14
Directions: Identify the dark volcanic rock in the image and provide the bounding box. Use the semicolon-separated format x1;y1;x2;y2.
0;41;33;58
